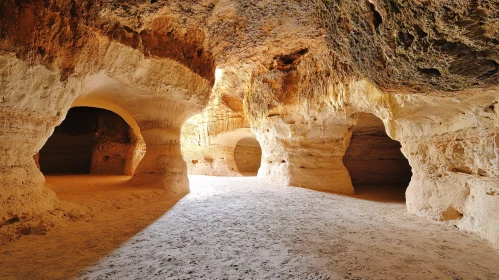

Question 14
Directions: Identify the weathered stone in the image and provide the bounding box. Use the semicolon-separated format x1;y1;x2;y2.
0;0;498;251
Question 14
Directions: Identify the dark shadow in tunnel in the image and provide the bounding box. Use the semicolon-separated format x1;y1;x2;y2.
38;107;137;175
343;113;412;203
0;174;184;279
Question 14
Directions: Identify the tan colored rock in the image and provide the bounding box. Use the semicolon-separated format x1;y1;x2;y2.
1;0;498;252
181;67;260;177
1;27;213;224
182;109;258;176
244;47;499;249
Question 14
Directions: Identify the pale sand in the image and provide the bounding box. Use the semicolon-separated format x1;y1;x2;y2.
1;175;498;279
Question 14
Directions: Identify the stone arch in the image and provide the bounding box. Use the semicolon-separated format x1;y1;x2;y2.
72;98;142;138
0;39;213;224
184;128;262;176
343;113;412;200
37;104;145;176
71;99;146;176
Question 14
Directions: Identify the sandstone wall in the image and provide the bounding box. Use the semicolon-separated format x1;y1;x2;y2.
0;1;214;224
181;68;257;177
89;108;145;176
396;91;499;250
37;107;143;175
244;47;499;249
0;0;498;251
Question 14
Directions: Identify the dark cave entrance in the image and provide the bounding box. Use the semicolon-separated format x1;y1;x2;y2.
343;113;412;202
234;137;262;176
38;107;140;175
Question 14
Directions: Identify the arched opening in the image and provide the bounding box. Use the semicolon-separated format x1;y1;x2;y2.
234;137;262;176
38;107;145;175
343;113;412;201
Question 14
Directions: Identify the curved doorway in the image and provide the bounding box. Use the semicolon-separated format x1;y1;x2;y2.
343;113;412;201
234;137;262;176
38;107;144;175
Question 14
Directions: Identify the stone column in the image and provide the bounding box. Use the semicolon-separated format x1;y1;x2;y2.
129;127;189;195
255;123;354;194
0;110;58;221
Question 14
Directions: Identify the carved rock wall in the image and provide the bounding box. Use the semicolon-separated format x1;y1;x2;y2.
244;43;499;249
0;0;498;251
38;107;144;175
181;67;258;176
89;108;145;176
0;0;214;223
396;91;499;250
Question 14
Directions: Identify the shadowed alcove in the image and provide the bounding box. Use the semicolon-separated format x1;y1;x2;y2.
38;107;145;175
234;137;262;175
343;113;412;201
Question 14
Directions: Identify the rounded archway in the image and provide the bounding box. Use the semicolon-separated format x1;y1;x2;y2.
343;113;412;201
234;137;262;176
38;107;145;175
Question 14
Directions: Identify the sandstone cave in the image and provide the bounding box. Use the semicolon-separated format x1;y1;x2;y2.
1;1;498;279
343;113;412;201
234;137;262;175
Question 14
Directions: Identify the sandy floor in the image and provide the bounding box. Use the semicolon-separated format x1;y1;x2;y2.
1;175;499;279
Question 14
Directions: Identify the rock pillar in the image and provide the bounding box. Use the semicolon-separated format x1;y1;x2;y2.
130;128;189;195
0;110;58;221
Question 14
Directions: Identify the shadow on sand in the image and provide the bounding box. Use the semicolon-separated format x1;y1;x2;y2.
349;184;407;203
0;175;185;280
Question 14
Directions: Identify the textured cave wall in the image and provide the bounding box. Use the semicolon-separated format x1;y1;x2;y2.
312;0;499;249
89;108;145;175
182;119;257;177
343;113;412;186
0;0;497;251
244;43;499;248
181;106;248;177
0;0;215;81
238;0;499;249
185;145;239;176
317;0;499;93
395;92;499;250
0;1;214;224
181;67;256;177
244;47;356;194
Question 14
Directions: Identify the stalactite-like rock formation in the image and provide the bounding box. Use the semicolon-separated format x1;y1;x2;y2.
1;0;498;250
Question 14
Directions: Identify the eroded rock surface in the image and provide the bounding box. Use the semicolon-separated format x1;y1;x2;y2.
1;0;498;251
0;1;214;231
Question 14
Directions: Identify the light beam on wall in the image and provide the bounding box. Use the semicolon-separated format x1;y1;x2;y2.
215;68;223;83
